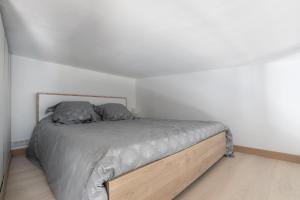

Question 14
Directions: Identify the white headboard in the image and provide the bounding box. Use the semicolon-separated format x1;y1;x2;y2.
36;92;127;122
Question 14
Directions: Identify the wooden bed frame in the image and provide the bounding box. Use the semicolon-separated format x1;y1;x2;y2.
37;92;227;200
107;132;226;200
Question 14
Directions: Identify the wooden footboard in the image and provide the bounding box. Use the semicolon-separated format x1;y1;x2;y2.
107;132;226;200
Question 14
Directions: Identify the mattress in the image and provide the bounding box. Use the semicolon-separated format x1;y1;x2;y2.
27;116;233;200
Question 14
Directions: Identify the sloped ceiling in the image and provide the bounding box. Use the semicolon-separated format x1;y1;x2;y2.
1;0;300;78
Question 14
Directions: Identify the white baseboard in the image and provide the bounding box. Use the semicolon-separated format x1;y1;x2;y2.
11;140;29;150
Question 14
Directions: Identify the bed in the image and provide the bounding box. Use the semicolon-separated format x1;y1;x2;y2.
27;92;233;200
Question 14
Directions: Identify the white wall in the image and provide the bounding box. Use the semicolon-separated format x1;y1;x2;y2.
137;52;300;155
0;14;11;194
11;55;136;148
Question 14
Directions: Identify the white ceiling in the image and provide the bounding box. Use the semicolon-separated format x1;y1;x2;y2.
1;0;300;78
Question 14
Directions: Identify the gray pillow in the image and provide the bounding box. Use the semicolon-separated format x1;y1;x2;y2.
50;101;97;124
94;103;134;121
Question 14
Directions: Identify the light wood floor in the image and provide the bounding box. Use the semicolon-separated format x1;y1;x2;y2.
5;156;55;200
5;152;300;200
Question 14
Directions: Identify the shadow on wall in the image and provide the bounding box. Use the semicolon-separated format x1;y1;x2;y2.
136;65;273;134
137;86;214;121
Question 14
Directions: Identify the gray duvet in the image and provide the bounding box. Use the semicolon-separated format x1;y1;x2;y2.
27;117;233;200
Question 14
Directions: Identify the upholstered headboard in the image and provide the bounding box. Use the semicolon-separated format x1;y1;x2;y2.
36;92;127;122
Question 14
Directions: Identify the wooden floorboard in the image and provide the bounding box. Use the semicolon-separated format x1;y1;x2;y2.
4;156;55;200
176;152;300;200
5;153;300;200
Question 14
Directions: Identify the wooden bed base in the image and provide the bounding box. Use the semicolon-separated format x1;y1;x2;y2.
107;132;226;200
